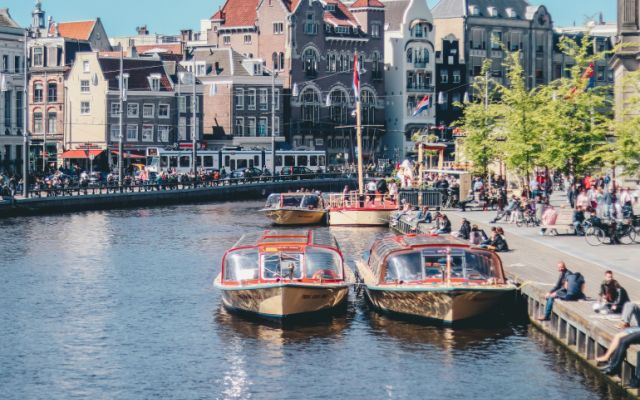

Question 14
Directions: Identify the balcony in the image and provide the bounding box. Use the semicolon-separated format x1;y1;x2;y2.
406;84;435;93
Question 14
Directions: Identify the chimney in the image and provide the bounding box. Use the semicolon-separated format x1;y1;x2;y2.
136;25;149;35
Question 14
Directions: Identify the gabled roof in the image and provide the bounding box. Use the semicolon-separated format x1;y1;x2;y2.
53;20;97;40
193;47;271;77
350;0;385;8
0;8;21;28
282;0;302;12
432;0;467;18
324;0;360;27
381;0;410;31
433;0;533;20
98;58;173;92
136;44;183;55
211;0;259;27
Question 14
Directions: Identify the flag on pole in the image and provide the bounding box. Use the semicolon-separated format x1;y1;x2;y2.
412;95;431;116
568;63;596;97
352;54;360;102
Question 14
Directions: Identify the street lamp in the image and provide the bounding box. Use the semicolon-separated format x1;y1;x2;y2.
271;72;278;176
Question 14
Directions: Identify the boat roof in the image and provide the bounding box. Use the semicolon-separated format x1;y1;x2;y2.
232;230;338;250
369;234;478;267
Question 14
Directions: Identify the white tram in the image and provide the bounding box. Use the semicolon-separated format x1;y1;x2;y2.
145;147;327;174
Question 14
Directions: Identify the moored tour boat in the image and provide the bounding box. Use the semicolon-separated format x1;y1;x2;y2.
357;234;516;324
260;193;326;226
214;230;354;320
327;191;397;226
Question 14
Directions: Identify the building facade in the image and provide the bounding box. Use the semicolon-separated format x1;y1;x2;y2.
185;47;285;150
0;8;25;174
205;0;386;164
612;0;640;121
382;0;437;160
66;53;203;163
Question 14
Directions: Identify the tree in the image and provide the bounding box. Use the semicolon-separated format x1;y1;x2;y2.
455;60;501;177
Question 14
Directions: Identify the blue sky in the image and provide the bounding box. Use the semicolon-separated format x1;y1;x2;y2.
4;0;616;37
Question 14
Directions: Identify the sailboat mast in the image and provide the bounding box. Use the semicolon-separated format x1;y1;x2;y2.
355;53;364;196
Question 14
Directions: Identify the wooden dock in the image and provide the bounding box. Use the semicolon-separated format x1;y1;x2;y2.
391;211;640;397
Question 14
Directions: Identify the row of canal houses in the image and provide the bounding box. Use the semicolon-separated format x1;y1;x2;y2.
0;0;616;172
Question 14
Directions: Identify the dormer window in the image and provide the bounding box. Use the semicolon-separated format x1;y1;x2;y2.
487;7;497;17
468;5;479;16
326;4;335;12
118;73;130;91
506;8;517;18
254;64;262;75
336;26;349;34
149;73;161;92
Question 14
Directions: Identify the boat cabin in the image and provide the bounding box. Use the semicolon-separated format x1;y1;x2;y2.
264;193;324;210
367;234;507;286
221;231;344;285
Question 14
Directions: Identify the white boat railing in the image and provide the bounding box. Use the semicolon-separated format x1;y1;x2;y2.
327;191;395;209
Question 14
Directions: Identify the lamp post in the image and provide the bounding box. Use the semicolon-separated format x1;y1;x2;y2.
22;29;30;197
271;72;278;176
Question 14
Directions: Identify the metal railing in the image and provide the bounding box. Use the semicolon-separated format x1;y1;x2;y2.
327;191;394;209
22;172;351;199
398;190;443;208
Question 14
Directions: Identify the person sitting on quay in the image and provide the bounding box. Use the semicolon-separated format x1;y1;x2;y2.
469;225;488;245
595;327;640;387
390;200;412;227
431;213;452;234
617;301;640;330
454;218;471;240
479;227;509;252
593;270;630;315
537;262;585;321
490;195;520;223
410;206;432;231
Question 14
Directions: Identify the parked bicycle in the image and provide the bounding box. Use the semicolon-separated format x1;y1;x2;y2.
584;216;637;246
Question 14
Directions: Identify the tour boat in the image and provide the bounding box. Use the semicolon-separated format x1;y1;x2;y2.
327;191;397;226
356;234;515;324
260;193;326;226
214;230;354;320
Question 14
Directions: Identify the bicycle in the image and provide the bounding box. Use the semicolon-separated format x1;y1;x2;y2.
515;209;539;228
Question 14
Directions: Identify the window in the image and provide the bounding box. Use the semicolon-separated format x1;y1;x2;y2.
440;69;449;83
33;112;43;133
244;35;252;44
47;112;57;133
597;66;606;82
179;117;187;140
248;89;256;110
15;92;22;128
453;70;461;83
274;89;280;110
158;104;170;118
491;31;503;50
142;125;154;142
235;88;244;110
371;23;380;38
2;55;8;72
326;4;336;11
158;125;170;142
110;102;121;117
273;22;284;34
413;24;423;38
34;48;44;66
83;60;90;72
258;117;268;136
274;116;280;135
48;82;57;102
304;13;317;35
149;74;161;92
335;26;349;34
81;80;90;93
178;96;186;112
14;56;21;73
279;53;285;72
80;101;91;115
4;92;12;128
223;36;231;45
303;48;317;76
127;103;139;118
301;88;320;123
126;124;138;141
234;117;244;136
196;63;206;77
110;125;120;141
33;83;43;103
143;104;155;118
247;117;256;136
259;88;268;110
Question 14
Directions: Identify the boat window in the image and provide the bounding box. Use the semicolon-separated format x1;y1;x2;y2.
224;250;259;281
262;253;303;280
421;249;498;281
301;195;320;209
385;252;423;282
265;194;281;208
305;248;342;280
282;196;302;207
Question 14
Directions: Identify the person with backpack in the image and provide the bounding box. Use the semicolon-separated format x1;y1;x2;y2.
538;262;585;321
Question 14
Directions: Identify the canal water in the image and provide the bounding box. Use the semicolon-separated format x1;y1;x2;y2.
0;201;630;399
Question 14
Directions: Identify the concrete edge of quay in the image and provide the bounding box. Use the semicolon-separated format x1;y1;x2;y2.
0;178;356;218
390;213;640;398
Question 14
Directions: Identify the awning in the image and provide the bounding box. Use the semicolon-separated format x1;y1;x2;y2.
111;151;146;159
61;149;104;159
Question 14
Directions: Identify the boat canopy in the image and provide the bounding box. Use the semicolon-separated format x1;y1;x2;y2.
222;230;343;284
264;193;323;209
367;234;507;285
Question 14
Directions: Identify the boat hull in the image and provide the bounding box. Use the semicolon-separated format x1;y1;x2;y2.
363;285;512;323
217;283;350;319
328;208;393;226
261;208;326;225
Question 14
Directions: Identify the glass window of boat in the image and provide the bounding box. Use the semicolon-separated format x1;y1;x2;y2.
265;194;281;208
282;195;302;207
305;248;342;280
301;194;320;209
224;249;260;281
262;253;303;280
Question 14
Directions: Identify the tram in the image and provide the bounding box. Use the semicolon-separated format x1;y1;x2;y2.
145;147;327;174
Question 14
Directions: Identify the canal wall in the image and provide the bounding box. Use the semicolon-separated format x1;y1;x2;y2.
0;178;355;218
391;213;640;398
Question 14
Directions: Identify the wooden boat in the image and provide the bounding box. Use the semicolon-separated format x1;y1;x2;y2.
328;191;397;226
356;234;516;324
260;193;326;226
214;230;354;320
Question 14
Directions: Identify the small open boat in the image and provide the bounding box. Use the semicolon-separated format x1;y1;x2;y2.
327;191;397;226
357;234;515;324
261;193;327;225
214;230;354;320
